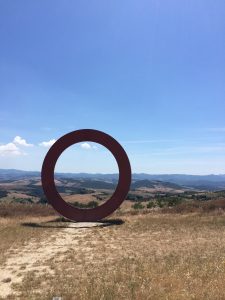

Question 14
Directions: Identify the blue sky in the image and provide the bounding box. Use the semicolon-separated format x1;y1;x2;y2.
0;0;225;174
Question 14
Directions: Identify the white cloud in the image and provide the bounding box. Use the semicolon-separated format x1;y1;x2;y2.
80;142;92;149
39;139;56;147
0;143;25;156
13;136;33;147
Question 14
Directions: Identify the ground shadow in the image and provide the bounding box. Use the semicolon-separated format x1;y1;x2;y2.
21;217;124;229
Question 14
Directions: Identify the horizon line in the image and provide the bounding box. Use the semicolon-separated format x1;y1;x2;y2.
0;168;224;176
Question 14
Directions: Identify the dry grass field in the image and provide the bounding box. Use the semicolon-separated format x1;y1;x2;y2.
0;203;225;299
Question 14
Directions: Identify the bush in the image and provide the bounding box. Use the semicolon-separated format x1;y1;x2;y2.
14;198;33;204
126;194;144;202
132;202;145;210
167;197;182;207
86;201;98;208
156;199;165;208
38;197;48;204
147;201;156;209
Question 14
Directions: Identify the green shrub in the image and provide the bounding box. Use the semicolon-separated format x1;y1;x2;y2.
132;202;145;210
167;197;182;207
147;201;155;209
127;194;144;201
86;201;98;208
38;197;48;204
156;199;165;208
15;198;33;204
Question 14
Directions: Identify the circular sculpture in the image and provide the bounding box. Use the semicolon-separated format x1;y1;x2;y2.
41;129;131;222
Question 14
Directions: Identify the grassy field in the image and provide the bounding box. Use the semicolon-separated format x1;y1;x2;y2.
0;203;225;299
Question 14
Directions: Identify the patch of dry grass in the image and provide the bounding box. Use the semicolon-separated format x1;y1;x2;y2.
0;203;56;218
0;217;54;267
0;203;57;267
161;198;225;214
5;212;225;300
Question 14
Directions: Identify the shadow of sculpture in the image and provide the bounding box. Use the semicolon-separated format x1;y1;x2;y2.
21;217;124;229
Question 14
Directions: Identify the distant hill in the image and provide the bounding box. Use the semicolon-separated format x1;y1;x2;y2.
131;180;155;189
131;180;183;190
0;169;40;181
67;179;116;190
0;169;225;191
131;174;225;191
